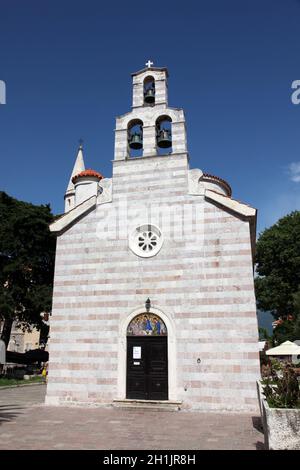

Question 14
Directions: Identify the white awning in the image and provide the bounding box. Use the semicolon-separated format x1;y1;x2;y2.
266;340;300;356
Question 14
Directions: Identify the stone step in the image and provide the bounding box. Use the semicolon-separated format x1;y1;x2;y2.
113;399;182;412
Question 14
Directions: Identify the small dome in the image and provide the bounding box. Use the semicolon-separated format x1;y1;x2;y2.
72;169;103;184
202;173;232;197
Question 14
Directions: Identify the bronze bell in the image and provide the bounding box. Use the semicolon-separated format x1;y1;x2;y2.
129;132;143;150
144;88;155;104
157;129;172;148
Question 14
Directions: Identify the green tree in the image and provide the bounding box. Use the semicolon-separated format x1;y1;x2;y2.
255;211;300;342
258;327;271;342
0;192;55;348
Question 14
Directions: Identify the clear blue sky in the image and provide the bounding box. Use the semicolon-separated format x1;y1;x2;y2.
1;0;300;234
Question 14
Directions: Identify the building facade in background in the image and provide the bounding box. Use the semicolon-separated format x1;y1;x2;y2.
0;321;40;354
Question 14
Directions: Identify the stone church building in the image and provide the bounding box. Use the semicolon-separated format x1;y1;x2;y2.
46;64;260;412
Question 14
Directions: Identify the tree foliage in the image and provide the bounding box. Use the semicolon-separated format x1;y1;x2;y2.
255;211;300;342
0;192;55;346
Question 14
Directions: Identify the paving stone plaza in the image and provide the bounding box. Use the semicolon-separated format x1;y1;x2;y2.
0;385;264;450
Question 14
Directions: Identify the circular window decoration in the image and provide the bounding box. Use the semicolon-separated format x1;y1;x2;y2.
129;224;163;258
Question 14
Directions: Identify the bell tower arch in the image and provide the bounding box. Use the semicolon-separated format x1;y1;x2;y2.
132;66;168;109
114;62;187;161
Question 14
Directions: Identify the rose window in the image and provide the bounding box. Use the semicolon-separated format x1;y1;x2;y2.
129;224;163;258
138;230;158;252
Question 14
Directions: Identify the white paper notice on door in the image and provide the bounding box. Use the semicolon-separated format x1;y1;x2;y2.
133;346;141;359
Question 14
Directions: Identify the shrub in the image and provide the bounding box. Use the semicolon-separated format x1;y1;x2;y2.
263;362;300;408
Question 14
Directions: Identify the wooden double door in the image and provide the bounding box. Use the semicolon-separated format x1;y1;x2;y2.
126;336;168;400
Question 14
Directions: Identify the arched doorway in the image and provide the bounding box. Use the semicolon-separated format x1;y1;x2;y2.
126;313;168;400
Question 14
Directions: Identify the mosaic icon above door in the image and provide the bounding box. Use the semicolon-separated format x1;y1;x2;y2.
127;313;167;336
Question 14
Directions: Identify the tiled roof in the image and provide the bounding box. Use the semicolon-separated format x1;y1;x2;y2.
202;173;232;197
72;169;103;184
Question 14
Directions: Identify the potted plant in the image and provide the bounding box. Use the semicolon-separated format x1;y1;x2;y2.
258;361;300;450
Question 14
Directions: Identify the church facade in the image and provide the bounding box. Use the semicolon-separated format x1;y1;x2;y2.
46;64;260;412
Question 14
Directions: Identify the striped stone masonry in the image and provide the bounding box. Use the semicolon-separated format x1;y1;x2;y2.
46;149;260;412
132;68;168;108
115;67;186;161
47;66;260;411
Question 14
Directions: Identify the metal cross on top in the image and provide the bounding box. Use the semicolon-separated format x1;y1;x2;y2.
145;60;154;68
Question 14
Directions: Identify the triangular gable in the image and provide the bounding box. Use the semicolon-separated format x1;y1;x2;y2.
50;196;96;234
205;189;257;262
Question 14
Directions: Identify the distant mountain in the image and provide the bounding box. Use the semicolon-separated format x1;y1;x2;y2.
257;310;273;335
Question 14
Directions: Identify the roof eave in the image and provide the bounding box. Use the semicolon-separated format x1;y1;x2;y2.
204;189;257;263
50;196;97;234
131;67;169;77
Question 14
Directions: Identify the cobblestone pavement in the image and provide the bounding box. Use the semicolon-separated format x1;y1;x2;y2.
0;385;264;450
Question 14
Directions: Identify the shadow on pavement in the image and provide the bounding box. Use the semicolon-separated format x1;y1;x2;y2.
255;441;265;450
252;416;265;450
252;416;263;433
0;404;24;425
